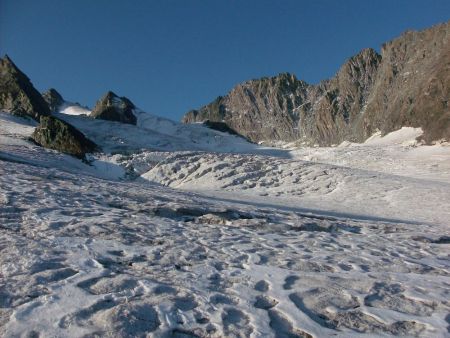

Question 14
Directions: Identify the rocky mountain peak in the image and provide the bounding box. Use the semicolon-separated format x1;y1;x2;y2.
239;72;308;93
0;55;50;120
103;90;119;101
100;91;135;108
0;55;26;76
335;48;381;84
42;88;64;112
183;21;449;145
90;91;137;125
1;54;16;71
182;72;311;143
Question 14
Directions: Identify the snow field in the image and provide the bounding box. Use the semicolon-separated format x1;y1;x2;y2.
1;111;449;337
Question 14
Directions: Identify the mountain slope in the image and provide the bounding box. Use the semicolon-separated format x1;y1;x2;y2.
183;21;450;145
362;21;450;143
42;88;64;113
56;102;286;157
0;55;50;120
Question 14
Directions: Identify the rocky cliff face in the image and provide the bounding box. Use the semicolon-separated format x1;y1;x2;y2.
42;88;64;113
183;22;449;145
299;48;382;145
0;55;50;120
90;91;137;125
183;73;310;143
362;22;450;143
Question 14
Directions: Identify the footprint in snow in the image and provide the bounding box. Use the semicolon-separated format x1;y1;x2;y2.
254;279;270;292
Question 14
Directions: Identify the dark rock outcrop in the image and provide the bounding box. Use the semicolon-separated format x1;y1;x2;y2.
202;120;243;137
90;91;137;125
183;21;450;145
32;115;97;158
0;55;50;120
42;88;64;112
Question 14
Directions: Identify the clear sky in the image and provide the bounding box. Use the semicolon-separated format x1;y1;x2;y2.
1;0;449;120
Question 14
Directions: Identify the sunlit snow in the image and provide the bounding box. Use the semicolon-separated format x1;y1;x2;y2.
1;111;449;337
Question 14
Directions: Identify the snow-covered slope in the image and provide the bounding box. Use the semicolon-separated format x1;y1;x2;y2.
290;127;450;183
363;127;423;146
1;113;449;337
0;112;125;180
56;104;286;157
141;149;450;227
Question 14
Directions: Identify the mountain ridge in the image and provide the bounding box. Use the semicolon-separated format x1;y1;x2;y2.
90;91;137;125
0;55;50;120
182;21;450;145
1;20;448;148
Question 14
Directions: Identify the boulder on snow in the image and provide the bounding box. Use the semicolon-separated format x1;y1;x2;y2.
32;115;98;158
90;91;137;125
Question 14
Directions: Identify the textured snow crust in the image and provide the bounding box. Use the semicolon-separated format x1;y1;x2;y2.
1;112;450;337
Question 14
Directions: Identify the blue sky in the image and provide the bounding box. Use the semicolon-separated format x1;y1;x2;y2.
1;1;449;120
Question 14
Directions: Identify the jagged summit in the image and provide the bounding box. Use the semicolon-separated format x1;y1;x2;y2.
182;72;311;143
1;54;22;72
0;54;50;120
182;49;382;145
2;54;15;68
42;88;64;112
183;21;449;145
90;91;137;125
0;56;98;157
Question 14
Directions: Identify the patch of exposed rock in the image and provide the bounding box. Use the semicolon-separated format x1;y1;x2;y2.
202;120;244;137
42;88;64;113
183;21;449;145
0;55;50;120
90;91;137;125
32;115;97;158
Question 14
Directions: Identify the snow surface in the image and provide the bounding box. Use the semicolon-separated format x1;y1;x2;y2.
1;111;450;337
55;104;285;157
59;103;91;116
363;127;423;146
